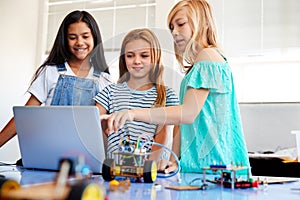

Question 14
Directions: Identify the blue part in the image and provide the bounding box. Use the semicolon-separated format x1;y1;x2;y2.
81;165;91;176
210;164;227;169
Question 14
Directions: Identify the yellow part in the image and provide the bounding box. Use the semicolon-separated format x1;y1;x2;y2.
81;183;104;200
109;180;119;186
136;167;143;175
115;166;121;175
151;162;157;182
1;180;20;193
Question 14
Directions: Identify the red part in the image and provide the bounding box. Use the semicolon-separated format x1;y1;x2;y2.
252;181;259;188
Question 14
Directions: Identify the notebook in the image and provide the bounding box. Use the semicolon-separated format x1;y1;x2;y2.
13;106;106;174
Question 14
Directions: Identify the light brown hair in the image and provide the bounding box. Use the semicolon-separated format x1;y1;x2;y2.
118;28;166;107
167;0;218;70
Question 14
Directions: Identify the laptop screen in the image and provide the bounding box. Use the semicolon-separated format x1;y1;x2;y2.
13;106;106;173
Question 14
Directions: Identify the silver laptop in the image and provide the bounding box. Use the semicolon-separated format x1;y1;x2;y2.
13;106;105;174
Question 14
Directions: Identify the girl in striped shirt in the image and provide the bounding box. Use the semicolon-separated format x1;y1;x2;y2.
95;28;179;161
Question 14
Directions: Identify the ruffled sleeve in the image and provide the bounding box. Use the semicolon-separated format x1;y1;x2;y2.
185;61;232;94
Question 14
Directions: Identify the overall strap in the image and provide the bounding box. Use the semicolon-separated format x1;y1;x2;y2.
56;63;67;72
58;62;100;77
93;70;100;78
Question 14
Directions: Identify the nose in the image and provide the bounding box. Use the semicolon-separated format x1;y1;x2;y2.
134;56;141;64
75;37;84;46
172;28;179;37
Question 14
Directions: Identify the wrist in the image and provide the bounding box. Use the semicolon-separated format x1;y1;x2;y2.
128;109;135;121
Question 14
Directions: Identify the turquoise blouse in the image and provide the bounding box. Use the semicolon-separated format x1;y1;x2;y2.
179;59;250;173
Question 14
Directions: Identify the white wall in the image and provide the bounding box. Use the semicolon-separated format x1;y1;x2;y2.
1;0;300;163
0;0;42;162
231;58;300;103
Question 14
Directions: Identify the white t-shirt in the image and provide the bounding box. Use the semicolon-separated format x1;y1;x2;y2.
28;62;113;105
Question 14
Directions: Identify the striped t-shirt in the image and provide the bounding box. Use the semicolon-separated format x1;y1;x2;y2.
94;82;179;156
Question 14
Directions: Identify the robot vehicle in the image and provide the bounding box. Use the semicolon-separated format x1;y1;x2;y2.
102;137;157;183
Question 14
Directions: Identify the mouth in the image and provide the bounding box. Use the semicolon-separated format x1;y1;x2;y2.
175;39;185;46
132;67;143;71
74;47;88;53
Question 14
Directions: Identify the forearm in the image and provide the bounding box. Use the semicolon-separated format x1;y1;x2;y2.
0;118;17;147
132;105;181;125
105;88;208;134
0;95;41;147
132;104;196;125
132;88;209;125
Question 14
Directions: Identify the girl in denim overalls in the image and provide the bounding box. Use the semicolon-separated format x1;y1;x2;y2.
0;11;112;147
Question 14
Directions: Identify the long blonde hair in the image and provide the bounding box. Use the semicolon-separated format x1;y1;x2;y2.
118;28;166;107
167;0;218;71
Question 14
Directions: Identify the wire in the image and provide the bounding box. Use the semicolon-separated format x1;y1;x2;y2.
189;177;203;185
142;141;181;179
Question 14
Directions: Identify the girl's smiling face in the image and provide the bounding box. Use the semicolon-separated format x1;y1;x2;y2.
169;9;192;53
67;21;94;62
125;39;152;84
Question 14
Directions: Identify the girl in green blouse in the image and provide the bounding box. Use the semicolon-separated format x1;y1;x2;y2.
102;0;250;174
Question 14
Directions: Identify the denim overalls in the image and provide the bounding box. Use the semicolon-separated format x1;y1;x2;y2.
51;63;100;106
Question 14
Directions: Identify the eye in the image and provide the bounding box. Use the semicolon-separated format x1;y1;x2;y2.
126;54;133;58
142;54;150;58
68;36;76;40
178;22;185;27
82;34;90;39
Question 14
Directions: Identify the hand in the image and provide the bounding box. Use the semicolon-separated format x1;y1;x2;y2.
101;110;134;134
100;114;111;135
157;159;178;174
100;116;109;135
